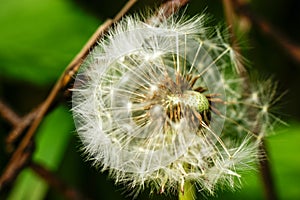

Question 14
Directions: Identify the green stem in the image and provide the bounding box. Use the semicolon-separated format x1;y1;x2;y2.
179;181;196;200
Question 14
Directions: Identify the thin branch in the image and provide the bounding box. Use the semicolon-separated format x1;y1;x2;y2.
0;0;188;192
0;0;137;190
0;100;21;126
258;141;278;200
6;106;40;153
222;0;235;37
222;0;247;75
29;162;91;200
148;0;189;23
113;0;138;22
158;0;189;17
222;1;279;200
0;141;34;191
231;0;300;64
0;99;36;153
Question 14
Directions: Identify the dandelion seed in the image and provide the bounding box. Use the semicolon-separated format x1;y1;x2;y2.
71;10;282;198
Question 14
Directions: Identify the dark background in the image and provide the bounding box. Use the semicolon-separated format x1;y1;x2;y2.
1;0;300;199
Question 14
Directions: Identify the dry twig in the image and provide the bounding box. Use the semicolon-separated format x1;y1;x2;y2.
5;106;40;152
258;141;278;200
0;0;137;191
231;0;300;64
29;162;91;200
0;0;190;196
0;100;21;126
0;99;37;153
222;1;279;200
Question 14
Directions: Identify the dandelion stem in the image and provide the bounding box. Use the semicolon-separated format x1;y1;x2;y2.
258;140;278;200
179;181;195;200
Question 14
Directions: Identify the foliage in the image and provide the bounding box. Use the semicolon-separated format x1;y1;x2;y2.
0;0;299;200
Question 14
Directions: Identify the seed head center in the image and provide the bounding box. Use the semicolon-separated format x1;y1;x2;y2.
168;91;209;113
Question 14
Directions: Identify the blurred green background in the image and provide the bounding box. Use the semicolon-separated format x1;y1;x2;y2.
0;0;300;199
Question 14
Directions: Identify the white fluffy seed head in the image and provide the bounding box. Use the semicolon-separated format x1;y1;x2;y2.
71;10;279;197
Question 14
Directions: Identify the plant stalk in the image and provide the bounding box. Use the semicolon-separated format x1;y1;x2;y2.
179;181;195;200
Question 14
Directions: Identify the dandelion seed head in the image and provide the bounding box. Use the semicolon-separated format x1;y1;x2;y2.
71;10;277;197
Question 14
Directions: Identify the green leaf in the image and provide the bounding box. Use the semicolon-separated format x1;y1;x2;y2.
0;0;100;85
268;122;300;199
209;122;300;200
7;105;74;200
